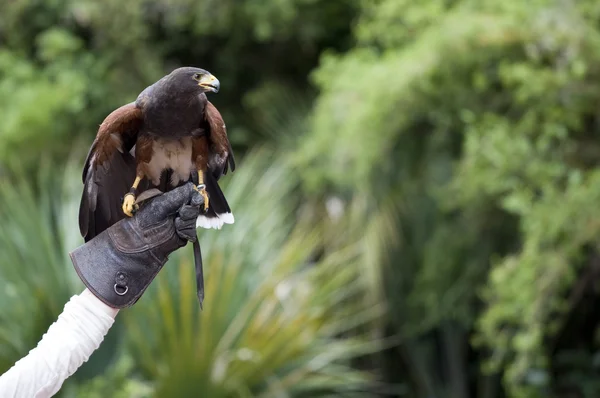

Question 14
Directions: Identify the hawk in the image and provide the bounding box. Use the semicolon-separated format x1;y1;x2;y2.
78;67;236;306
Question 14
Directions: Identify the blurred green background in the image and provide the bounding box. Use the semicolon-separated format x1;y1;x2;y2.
1;0;600;397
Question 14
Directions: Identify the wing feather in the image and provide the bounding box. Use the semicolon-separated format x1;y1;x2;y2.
205;101;235;180
79;102;143;241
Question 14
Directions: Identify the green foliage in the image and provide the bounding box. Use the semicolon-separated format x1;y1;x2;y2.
123;149;382;397
0;0;359;168
0;47;90;167
61;355;152;398
0;149;383;397
301;0;600;396
0;159;83;373
4;0;600;396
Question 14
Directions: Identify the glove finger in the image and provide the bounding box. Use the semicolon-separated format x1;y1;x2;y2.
140;183;195;221
175;215;196;231
190;191;204;208
177;228;197;242
176;228;197;242
175;216;198;241
179;204;201;221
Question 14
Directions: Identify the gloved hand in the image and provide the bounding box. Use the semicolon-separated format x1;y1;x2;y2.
70;182;203;309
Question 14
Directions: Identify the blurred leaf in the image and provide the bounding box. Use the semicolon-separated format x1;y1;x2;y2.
123;149;383;397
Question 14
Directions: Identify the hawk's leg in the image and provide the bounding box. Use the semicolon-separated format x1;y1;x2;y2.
122;176;142;217
195;171;209;212
192;135;210;212
124;135;153;217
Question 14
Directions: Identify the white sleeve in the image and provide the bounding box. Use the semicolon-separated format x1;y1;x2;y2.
0;289;119;398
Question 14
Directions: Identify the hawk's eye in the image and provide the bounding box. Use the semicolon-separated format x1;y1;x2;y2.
193;73;202;81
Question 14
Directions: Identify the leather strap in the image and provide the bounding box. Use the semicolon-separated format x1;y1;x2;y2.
193;233;205;310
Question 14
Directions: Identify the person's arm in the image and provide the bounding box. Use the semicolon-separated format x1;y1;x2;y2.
0;289;118;398
0;183;203;397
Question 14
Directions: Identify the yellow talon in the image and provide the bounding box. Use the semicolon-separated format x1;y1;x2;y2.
122;176;142;217
201;190;209;211
122;194;137;217
194;185;210;211
196;171;209;211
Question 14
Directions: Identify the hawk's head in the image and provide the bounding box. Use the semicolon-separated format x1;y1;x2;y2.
166;67;220;95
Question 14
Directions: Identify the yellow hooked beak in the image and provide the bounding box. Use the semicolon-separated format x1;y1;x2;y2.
198;74;220;93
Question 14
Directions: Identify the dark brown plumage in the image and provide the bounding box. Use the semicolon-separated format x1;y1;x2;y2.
79;67;235;242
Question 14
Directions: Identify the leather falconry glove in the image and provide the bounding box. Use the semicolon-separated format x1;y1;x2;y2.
70;182;203;309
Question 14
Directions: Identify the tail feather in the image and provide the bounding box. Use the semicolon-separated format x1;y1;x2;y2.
196;171;234;230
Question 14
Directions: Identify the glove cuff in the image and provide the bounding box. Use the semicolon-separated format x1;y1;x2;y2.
70;228;168;309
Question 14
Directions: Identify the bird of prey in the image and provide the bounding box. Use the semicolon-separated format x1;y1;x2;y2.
78;66;235;306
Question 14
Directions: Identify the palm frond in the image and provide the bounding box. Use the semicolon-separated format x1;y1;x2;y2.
123;148;383;397
0;156;123;388
0;159;83;373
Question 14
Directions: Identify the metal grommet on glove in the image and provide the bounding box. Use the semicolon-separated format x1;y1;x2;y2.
114;272;129;296
114;284;129;296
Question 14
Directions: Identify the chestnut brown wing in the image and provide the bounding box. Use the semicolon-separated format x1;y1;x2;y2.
204;101;235;180
79;102;143;241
